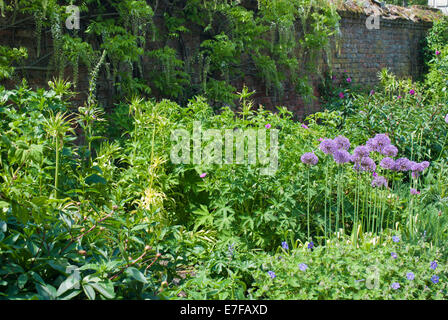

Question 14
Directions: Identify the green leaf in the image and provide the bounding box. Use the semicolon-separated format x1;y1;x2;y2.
17;273;28;289
57;275;80;297
83;284;96;300
126;267;147;283
85;174;107;185
90;282;115;299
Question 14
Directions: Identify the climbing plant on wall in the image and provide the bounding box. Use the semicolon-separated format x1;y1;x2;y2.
1;0;340;107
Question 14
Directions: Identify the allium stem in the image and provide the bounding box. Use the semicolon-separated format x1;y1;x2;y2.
307;167;311;240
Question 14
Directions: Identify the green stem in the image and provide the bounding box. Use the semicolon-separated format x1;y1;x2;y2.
54;137;60;199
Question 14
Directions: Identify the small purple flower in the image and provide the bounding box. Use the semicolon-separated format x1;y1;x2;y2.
346;77;352;83
445;114;448;124
436;50;441;56
319;139;337;155
430;261;438;270
281;241;289;250
334;135;350;151
200;173;207;178
431;275;439;284
301;124;309;129
392;236;400;243
372;172;378;177
265;124;271;129
371;175;388;188
406;272;415;280
391;282;400;290
318;138;324;142
308;242;314;249
301;152;318;166
391;252;398;259
397;95;402;99
268;271;276;279
370;90;375;95
421;161;430;169
409;89;415;95
380;157;396;170
410;188;420;195
333;149;351;164
339;92;344;99
299;263;308;271
381;145;398;157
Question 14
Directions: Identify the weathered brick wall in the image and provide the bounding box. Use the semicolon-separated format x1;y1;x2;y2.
0;5;437;119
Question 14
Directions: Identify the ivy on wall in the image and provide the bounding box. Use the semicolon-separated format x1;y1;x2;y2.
1;0;340;108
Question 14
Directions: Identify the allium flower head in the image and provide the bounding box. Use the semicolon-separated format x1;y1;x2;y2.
360;157;376;172
391;252;397;259
409;89;415;95
281;241;289;250
406;272;415;280
421;161;430;169
319;139;337;155
380;157;396;170
391;282;400;290
301;152;318;166
371;175;388;188
394;158;411;171
392;236;400;243
333;149;351;164
352;145;371;161
268;271;276;279
366;138;378;152
334;135;350;151
431;275;439;284
430;261;438;270
381;145;398;157
299;263;308;271
374;134;391;152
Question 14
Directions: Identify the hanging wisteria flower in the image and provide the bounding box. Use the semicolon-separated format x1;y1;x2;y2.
265;124;271;129
333;149;351;164
371;175;388;188
391;282;400;290
431;275;439;284
319;139;337;155
391;252;397;259
406;272;415;280
339;92;344;99
394;158;411;171
268;271;276;279
430;261;438;270
410;188;420;195
334;135;350;151
392;236;400;243
200;173;207;178
409;89;415;95
380;157;396;170
281;241;289;250
301;152;318;165
299;263;308;271
381;145;398;157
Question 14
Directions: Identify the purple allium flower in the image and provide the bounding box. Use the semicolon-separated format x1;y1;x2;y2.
299;263;308;271
353;146;371;160
374;134;391;152
339;92;344;99
392;236;400;243
301;152;318;166
436;50;441;56
410;188;420;195
319;139;337;155
281;241;289;250
421;161;430;169
308;242;314;249
333;149;351;164
431;275;439;284
366;138;378;152
381;145;398;157
302;124;309;129
346;77;352;83
265;124;271;129
391;282;400;290
430;261;438;270
371;175;388;188
409;89;415;95
200;173;207;178
334;135;351;151
394;158;411;171
360;157;376;172
445;114;448;124
391;252;398;259
373;172;378;177
380;157;396;170
268;271;276;279
406;272;415;280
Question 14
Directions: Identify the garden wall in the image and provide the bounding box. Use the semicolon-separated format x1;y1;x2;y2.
0;2;439;119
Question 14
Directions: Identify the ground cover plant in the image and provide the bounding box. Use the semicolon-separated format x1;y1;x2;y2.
1;1;448;300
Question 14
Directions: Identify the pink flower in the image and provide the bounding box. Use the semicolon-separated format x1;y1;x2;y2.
436;50;441;56
410;188;420;195
445;114;448;124
343;69;347;73
397;95;402;99
318;138;324;142
302;124;309;129
370;90;375;95
339;92;344;99
346;77;352;83
265;124;271;129
200;173;207;178
409;89;415;95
